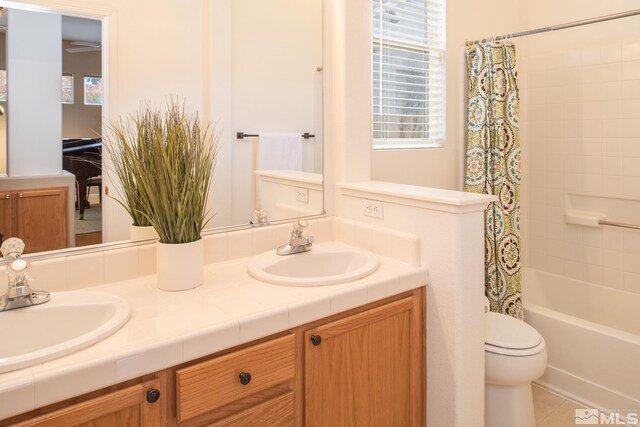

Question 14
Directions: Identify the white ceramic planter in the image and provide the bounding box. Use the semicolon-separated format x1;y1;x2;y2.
156;239;204;291
130;225;159;242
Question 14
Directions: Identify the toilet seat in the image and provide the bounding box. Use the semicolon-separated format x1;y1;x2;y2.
485;312;545;356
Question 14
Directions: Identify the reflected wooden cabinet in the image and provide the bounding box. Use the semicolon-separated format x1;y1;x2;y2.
0;192;13;244
0;187;68;253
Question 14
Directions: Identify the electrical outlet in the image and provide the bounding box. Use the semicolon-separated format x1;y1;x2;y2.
363;199;384;219
295;187;309;203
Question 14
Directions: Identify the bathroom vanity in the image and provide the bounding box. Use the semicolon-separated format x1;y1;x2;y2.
2;292;424;426
0;237;427;426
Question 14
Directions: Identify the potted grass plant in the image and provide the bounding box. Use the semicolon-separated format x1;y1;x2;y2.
111;100;218;291
105;110;159;242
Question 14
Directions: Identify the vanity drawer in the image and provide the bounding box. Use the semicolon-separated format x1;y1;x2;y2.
212;392;294;427
176;334;295;422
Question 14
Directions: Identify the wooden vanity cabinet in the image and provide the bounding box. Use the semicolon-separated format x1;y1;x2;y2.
303;293;424;426
0;191;12;243
175;334;296;426
4;376;165;427
1;289;425;427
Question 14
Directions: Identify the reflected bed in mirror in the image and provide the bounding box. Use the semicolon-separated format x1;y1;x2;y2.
0;0;324;260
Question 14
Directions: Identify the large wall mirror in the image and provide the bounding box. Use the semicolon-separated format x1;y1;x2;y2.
0;0;324;258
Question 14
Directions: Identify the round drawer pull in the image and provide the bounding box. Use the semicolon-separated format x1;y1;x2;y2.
239;372;252;385
146;388;161;403
310;335;322;346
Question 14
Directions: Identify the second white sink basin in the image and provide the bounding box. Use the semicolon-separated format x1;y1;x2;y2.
0;291;131;373
248;243;380;286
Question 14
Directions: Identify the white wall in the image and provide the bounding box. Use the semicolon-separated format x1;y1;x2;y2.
210;0;323;226
370;0;524;190
518;3;640;293
7;9;62;177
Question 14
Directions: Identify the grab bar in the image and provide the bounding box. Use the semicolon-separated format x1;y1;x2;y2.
598;219;640;231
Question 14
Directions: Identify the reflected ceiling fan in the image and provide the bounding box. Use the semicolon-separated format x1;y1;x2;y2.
65;41;101;54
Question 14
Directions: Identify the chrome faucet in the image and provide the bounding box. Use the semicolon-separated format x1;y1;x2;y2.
276;220;314;256
251;208;270;227
0;238;50;312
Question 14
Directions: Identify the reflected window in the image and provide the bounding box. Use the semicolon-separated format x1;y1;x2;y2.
0;69;6;102
62;74;74;104
84;75;103;105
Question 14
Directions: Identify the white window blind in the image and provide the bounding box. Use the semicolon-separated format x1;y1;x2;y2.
373;0;445;149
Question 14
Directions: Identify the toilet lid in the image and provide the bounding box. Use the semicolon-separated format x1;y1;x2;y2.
485;312;542;350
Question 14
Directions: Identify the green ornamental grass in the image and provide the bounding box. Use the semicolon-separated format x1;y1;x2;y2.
106;100;218;244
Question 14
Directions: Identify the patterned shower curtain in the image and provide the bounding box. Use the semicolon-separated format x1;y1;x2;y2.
464;42;523;320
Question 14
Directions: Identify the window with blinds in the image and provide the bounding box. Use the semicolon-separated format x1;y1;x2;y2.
372;0;445;149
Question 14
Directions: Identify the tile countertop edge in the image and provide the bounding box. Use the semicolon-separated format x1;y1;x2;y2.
0;257;428;421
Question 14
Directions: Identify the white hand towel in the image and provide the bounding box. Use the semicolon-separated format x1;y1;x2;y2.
258;133;302;171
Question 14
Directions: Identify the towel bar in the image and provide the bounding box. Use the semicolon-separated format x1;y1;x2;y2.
236;132;315;140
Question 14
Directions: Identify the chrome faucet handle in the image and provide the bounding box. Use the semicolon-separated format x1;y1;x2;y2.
252;209;269;226
1;237;25;259
292;219;308;237
0;238;50;312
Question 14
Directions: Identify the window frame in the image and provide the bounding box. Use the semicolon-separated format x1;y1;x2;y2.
371;0;446;151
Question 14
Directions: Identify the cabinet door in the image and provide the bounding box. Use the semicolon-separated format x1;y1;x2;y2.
11;379;163;427
16;187;68;253
0;192;14;243
304;295;424;427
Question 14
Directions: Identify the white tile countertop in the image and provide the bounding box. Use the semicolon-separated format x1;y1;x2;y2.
0;241;428;420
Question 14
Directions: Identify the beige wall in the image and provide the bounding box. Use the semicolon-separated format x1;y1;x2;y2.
62;40;102;138
371;0;524;190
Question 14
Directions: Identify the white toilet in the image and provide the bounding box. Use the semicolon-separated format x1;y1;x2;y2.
485;311;547;427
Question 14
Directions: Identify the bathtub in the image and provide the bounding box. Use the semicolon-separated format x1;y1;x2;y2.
523;268;640;415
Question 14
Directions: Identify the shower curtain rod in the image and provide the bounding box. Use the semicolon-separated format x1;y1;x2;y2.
465;9;640;46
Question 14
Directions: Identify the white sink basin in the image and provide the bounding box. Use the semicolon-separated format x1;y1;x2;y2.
0;291;130;373
248;243;380;286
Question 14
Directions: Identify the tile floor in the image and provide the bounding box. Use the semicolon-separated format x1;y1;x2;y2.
533;384;589;427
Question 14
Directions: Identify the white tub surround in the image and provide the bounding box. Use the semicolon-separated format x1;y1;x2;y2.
336;181;496;427
524;268;640;418
0;236;427;420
